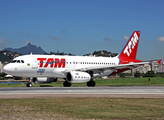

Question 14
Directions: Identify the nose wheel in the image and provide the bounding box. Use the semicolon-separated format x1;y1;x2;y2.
26;78;32;87
26;82;32;87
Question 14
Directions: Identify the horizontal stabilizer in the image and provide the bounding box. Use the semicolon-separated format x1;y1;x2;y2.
158;59;162;65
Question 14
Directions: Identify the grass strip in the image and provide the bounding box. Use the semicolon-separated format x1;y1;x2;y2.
1;77;164;87
0;98;164;120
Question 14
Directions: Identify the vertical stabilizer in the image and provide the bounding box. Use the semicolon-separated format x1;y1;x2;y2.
119;31;140;60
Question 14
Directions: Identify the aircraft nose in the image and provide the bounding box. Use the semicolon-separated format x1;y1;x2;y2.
3;64;12;74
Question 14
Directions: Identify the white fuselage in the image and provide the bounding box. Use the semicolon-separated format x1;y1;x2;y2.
2;31;153;87
3;55;120;78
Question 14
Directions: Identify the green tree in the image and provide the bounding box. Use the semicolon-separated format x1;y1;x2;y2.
156;72;164;77
134;71;142;78
120;73;125;78
145;71;155;77
0;72;7;77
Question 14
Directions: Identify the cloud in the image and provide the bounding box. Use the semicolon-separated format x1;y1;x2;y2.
47;36;51;39
60;30;67;37
16;30;24;35
0;38;8;49
0;33;4;35
25;40;33;45
52;36;61;40
33;34;39;37
103;37;112;42
123;36;129;41
20;32;24;35
60;30;66;33
16;31;38;37
156;37;164;42
27;33;39;37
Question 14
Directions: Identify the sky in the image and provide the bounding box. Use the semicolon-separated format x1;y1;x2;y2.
0;0;164;61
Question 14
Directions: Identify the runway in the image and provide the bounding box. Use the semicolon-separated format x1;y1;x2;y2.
0;86;164;99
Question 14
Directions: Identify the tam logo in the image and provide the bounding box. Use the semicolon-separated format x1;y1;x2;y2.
123;32;139;56
37;58;66;68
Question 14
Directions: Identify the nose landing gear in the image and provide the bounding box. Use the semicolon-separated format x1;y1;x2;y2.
26;79;32;87
26;82;32;87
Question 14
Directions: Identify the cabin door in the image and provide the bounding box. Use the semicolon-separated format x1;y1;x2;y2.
31;57;38;69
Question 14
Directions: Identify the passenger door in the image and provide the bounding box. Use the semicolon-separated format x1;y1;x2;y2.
31;57;38;69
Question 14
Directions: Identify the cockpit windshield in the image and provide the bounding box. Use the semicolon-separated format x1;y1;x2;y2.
11;60;25;63
11;60;17;63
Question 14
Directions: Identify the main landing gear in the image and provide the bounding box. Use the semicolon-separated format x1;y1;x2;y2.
87;71;95;87
87;81;95;87
63;81;95;87
63;82;71;87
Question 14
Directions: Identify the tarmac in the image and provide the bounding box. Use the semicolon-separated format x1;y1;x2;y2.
0;86;164;99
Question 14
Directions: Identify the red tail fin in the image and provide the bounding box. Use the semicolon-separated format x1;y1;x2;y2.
119;31;140;60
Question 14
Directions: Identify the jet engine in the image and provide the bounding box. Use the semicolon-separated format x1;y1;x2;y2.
33;77;57;83
66;71;91;83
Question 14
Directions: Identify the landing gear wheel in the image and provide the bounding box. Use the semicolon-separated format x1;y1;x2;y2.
87;81;95;87
26;82;32;87
63;82;71;87
54;78;57;82
87;81;90;86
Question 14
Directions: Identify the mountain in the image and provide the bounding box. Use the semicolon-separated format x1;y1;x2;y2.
3;43;46;55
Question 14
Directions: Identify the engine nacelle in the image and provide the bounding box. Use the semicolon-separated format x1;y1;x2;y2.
66;71;91;83
33;77;57;83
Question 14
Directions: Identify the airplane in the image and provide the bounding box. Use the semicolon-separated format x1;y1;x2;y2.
3;31;162;87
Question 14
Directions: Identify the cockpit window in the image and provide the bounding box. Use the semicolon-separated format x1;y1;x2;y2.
11;60;16;63
11;60;25;63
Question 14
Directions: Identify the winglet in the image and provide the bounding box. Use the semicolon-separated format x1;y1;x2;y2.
157;59;162;65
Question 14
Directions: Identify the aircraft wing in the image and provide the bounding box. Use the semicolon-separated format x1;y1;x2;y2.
64;61;150;73
64;59;162;73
